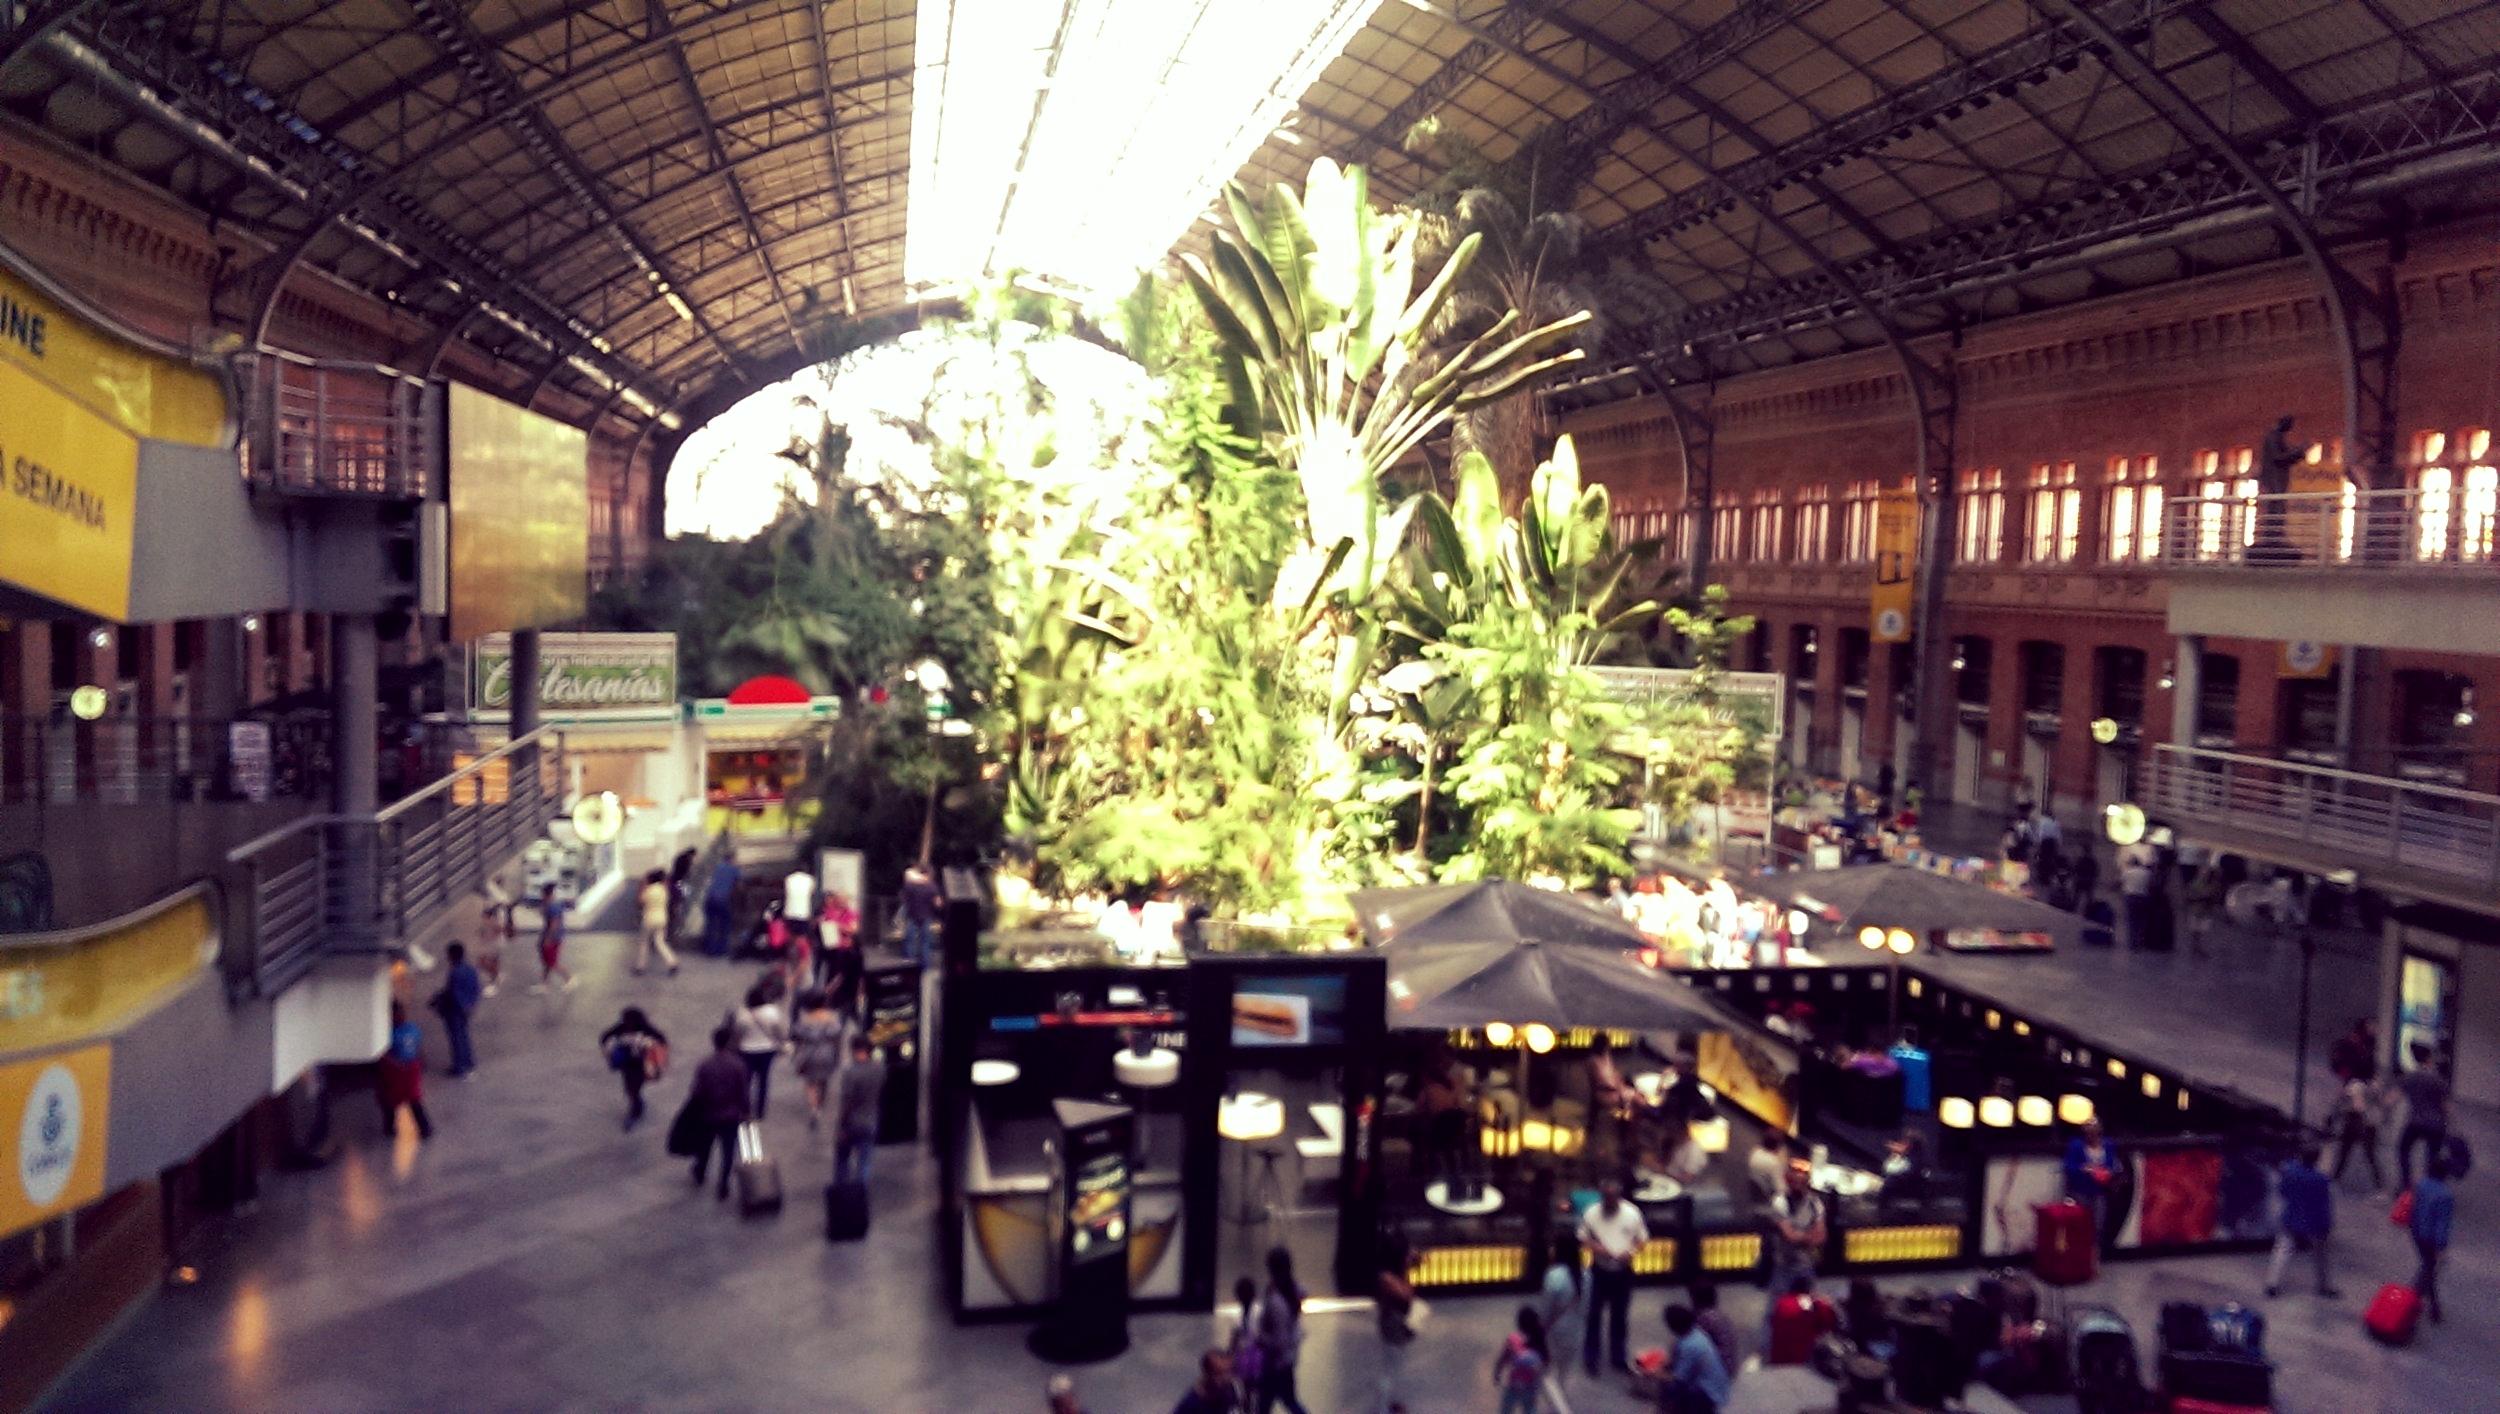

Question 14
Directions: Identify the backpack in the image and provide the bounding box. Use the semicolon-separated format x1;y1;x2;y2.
1504;1335;1546;1387
2444;1132;2474;1180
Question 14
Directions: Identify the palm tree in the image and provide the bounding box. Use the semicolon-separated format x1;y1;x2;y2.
1402;117;1607;511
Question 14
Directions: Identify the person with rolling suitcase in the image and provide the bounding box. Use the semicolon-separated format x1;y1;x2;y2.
2405;1153;2454;1326
827;1033;883;1240
687;1026;751;1202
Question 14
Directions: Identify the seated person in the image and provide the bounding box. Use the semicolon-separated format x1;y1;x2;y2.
1660;1303;1732;1414
1588;1033;1634;1117
1766;1275;1839;1366
1843;1278;1895;1361
1661;1126;1712;1186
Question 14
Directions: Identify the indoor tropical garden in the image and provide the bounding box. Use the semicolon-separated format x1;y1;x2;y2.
604;155;1766;945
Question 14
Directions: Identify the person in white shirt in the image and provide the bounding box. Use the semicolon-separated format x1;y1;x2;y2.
1135;887;1185;963
2116;839;2161;949
782;869;818;948
1576;1177;1649;1376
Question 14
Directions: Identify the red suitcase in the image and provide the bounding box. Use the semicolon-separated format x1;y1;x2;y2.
2364;1282;2420;1346
2169;1399;2271;1414
2034;1199;2097;1286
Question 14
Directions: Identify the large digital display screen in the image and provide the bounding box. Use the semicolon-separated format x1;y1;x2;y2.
447;382;588;642
1231;975;1348;1048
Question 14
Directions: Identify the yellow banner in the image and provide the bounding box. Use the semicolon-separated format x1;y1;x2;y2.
0;266;226;447
1;359;139;620
0;1044;111;1240
1871;487;1917;643
0;892;216;1055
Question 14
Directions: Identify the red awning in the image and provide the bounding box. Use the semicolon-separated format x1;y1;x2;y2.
725;675;811;706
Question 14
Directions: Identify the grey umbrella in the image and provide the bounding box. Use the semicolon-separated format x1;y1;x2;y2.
1353;880;1754;1033
1743;862;2079;945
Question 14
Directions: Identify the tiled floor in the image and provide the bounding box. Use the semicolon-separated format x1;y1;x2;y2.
38;881;2496;1413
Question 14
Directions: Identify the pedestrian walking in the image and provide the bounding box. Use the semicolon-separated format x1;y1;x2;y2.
2068;845;2099;908
1045;1372;1087;1414
2395;1042;2451;1190
2407;1154;2455;1325
1227;1275;1263;1409
1578;1176;1648;1376
478;874;513;995
899;865;943;966
2330;1071;2385;1191
1376;1235;1418;1414
685;1026;751;1201
1492;1307;1550;1414
666;848;697;936
1537;1245;1582;1394
1764;1163;1827;1339
2117;838;2160;950
791;989;848;1130
702;857;740;957
430;942;483;1077
2265;1145;2339;1298
731;983;788;1120
598;1007;669;1130
376;1001;433;1140
531;883;578;992
1251;1246;1309;1414
2183;862;2225;957
833;1034;884;1185
1660;1303;1731;1414
634;869;680;976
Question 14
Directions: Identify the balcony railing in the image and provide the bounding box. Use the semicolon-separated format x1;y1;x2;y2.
2141;744;2500;891
241;354;438;499
223;729;565;994
0;715;331;807
2160;488;2500;571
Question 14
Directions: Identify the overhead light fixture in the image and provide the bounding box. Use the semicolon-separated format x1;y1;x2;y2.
2017;1096;2053;1126
1886;928;1916;956
1523;1023;1557;1054
87;626;112;650
663;290;695;323
1978;1096;2015;1128
2104;802;2147;845
1859;926;1885;951
2058;1094;2095;1125
1484;1021;1515;1048
2157;657;2176;690
1951;649;1967;672
2456;689;2477;729
906;0;1384;296
1938;1097;1975;1129
68;685;109;720
2090;717;2119;744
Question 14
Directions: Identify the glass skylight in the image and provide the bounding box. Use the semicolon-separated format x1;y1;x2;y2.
907;0;1383;297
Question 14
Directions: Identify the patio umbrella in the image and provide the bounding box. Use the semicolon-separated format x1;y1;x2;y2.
1353;880;1751;1033
1745;862;2079;945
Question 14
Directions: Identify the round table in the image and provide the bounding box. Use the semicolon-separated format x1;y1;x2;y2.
1425;1179;1503;1216
1812;1164;1884;1197
1219;1093;1287;1223
970;1059;1020;1088
1630;1174;1685;1204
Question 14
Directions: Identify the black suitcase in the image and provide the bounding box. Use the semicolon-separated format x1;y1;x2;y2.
2081;899;2115;947
2143;893;2176;952
826;1178;869;1240
2158;1300;2212;1354
734;1123;783;1217
2161;1350;2271;1407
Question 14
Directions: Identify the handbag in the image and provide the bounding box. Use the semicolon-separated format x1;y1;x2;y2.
2389;1188;2414;1226
644;1041;669;1080
665;1098;706;1158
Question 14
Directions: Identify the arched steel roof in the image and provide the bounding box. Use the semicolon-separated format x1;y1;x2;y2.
4;0;2495;437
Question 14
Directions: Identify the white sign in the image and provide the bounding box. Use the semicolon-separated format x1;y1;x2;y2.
17;1063;81;1208
470;632;677;718
228;721;272;803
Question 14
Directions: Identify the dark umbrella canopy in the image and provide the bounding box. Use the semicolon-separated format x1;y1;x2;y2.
1350;880;1650;951
1353;880;1752;1033
1745;863;2078;944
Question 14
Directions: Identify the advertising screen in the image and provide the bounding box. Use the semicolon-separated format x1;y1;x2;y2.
1231;975;1348;1048
446;382;588;642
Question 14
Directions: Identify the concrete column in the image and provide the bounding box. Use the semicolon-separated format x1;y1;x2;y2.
198;618;244;722
2333;644;2360;771
508;628;542;742
2169;635;2204;755
333;614;379;815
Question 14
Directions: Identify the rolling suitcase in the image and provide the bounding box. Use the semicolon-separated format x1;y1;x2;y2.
1888;1040;1933;1112
2033;1199;2097;1285
2082;899;2116;948
826;1178;869;1241
2363;1282;2421;1346
2159;1350;2270;1408
734;1122;783;1217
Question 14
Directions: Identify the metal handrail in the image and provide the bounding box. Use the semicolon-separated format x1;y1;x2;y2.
2160;488;2500;570
223;728;567;994
240;354;438;499
2142;743;2500;889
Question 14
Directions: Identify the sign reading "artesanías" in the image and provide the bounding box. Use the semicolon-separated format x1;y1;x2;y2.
467;632;678;719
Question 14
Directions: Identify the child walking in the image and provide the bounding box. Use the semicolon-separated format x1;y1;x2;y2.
1492;1307;1550;1414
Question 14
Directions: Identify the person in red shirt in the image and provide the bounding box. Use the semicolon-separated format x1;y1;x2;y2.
1765;1273;1839;1365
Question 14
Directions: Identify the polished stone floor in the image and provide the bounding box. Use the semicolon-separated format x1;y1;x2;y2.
38;883;2496;1414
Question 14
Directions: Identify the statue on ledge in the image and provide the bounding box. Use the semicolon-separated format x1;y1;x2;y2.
2257;414;2312;497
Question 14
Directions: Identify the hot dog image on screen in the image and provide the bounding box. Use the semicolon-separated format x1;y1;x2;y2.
1230;975;1347;1047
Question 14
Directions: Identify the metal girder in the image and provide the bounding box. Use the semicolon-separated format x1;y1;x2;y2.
1601;0;2183;253
1904;351;1958;802
395;0;746;382
648;0;802;358
0;0;101;75
1347;1;1563;164
1636;64;2500;355
54;7;668;410
2183;2;2322;129
2046;0;2400;490
805;0;868;318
